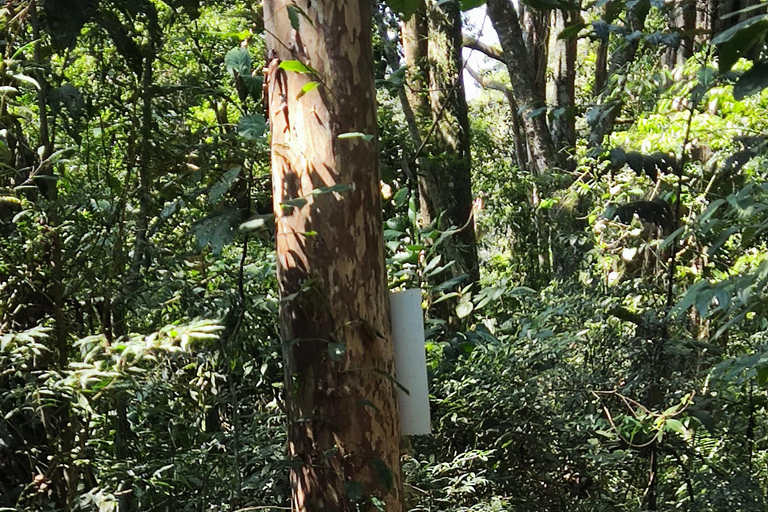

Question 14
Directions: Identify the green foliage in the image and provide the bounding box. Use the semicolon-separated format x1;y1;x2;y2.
9;0;768;511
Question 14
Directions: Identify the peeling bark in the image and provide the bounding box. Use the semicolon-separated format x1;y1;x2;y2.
264;1;403;510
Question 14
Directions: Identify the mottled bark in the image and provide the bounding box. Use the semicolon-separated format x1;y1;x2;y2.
402;3;430;123
423;0;479;284
401;4;435;227
520;3;550;100
549;8;578;153
593;38;608;99
264;1;403;511
486;0;560;174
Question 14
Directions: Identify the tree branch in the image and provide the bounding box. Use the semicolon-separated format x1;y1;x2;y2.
462;33;506;64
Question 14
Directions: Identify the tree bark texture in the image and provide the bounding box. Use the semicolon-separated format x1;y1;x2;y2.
664;0;696;67
548;8;578;153
520;3;550;100
486;0;560;175
402;3;430;124
400;4;436;227
424;0;479;283
263;1;403;511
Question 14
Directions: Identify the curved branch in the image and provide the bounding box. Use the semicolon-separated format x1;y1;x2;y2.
462;33;507;64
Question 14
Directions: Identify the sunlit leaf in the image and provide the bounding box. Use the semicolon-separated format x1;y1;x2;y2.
279;59;317;74
338;132;375;142
296;80;320;99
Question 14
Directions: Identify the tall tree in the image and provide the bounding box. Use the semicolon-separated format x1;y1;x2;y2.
263;1;403;511
399;0;479;289
549;8;578;153
423;0;479;284
485;0;560;175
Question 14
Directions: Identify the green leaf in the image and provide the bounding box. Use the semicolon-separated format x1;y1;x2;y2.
432;291;460;304
385;0;421;19
296;81;320;99
279;59;317;74
209;167;241;204
371;459;394;490
695;288;715;318
508;286;537;297
393;187;409;207
370;496;386;512
338;132;375;142
238;114;266;140
733;60;768;99
558;22;587;40
280;197;308;209
287;5;300;29
311;183;355;196
456;298;473;319
460;0;485;10
242;75;264;100
671;279;710;316
527;106;547;119
664;418;686;436
711;14;768;73
344;481;364;501
757;366;768;386
225;47;251;76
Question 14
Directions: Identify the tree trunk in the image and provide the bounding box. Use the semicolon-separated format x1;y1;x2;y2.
401;4;435;229
549;8;578;154
486;0;560;175
263;1;403;511
664;0;696;67
402;3;430;124
423;0;479;284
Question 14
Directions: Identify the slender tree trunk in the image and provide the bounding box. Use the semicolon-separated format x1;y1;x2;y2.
402;3;430;123
549;8;578;154
401;4;435;226
423;0;479;284
520;3;550;100
264;1;403;510
664;0;696;67
486;0;560;174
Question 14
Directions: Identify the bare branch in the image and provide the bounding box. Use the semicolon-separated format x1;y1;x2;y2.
465;64;509;95
462;33;506;64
